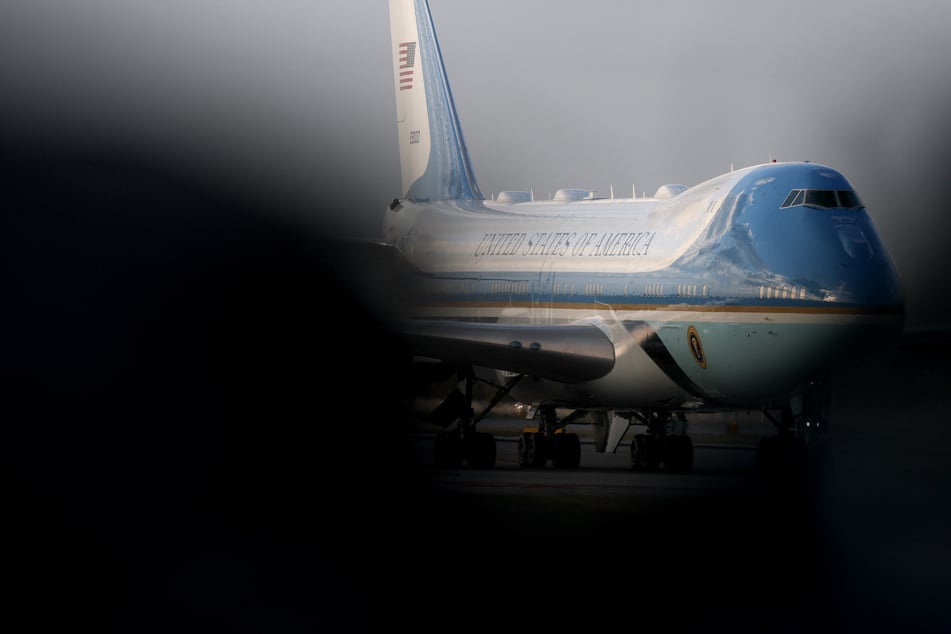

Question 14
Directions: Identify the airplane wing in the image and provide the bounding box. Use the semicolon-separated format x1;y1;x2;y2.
327;240;616;384
392;319;616;384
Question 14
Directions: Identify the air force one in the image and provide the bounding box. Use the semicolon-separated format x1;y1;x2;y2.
379;0;904;471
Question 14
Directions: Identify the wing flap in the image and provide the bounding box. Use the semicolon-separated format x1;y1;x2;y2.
394;320;616;384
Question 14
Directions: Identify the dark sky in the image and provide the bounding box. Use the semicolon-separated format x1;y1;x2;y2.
2;0;950;329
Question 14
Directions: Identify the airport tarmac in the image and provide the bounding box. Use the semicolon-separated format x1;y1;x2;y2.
398;425;813;632
408;418;765;493
8;324;951;633
7;329;950;633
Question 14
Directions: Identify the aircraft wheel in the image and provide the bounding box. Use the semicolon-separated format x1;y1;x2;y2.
552;433;581;469
467;432;496;469
664;435;694;472
756;435;781;477
635;434;661;471
630;435;643;470
757;435;809;481
517;432;532;467
527;432;548;468
433;432;462;467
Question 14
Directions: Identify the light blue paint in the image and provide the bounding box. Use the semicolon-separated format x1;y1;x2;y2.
407;0;482;202
653;319;895;407
674;163;905;309
408;163;905;319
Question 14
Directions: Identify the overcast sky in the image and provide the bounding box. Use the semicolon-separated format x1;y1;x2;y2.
3;0;951;330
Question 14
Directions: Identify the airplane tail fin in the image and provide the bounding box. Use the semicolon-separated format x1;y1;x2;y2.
389;0;482;202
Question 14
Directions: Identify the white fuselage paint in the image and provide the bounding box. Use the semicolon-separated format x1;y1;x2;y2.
385;168;744;277
382;164;903;411
382;1;904;415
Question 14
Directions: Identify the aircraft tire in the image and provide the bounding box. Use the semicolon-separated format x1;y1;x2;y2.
433;433;462;468
630;436;642;470
757;435;810;481
635;434;661;471
664;435;694;472
467;432;496;469
517;432;532;467
551;433;581;469
527;432;548;468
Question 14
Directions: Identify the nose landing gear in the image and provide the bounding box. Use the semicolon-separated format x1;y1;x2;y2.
756;386;831;481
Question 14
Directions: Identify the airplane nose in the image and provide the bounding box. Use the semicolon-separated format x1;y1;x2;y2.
835;222;873;261
833;218;905;311
747;196;905;323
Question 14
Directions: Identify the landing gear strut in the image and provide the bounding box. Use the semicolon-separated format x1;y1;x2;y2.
629;411;694;472
756;386;831;480
431;368;521;469
516;406;582;469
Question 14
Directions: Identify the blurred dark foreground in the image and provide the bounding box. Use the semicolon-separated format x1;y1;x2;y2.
1;147;421;632
3;146;951;633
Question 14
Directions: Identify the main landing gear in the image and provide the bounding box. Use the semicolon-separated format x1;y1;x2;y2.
426;368;585;469
429;368;520;469
433;425;496;469
756;386;831;481
516;408;695;471
626;411;694;472
516;406;583;469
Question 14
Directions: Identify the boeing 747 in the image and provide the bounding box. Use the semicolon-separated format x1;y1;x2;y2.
380;0;905;472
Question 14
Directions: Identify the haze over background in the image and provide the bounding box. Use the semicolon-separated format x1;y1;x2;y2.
3;0;950;330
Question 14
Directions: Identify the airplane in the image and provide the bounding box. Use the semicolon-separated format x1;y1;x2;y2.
377;0;905;473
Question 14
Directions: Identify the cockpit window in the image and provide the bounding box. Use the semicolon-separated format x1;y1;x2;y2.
780;189;865;210
836;190;863;208
781;190;805;208
804;190;838;208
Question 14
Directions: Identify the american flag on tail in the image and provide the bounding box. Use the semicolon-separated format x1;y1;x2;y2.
399;41;416;90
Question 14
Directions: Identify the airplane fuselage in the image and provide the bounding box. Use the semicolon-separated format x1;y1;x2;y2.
383;161;904;412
